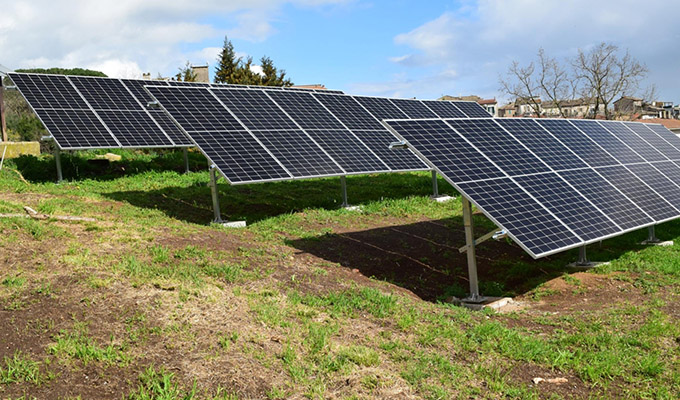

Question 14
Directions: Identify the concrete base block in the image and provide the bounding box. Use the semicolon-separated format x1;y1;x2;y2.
0;142;40;159
213;220;246;228
431;195;454;203
450;296;514;311
343;205;362;211
567;261;610;271
641;240;674;247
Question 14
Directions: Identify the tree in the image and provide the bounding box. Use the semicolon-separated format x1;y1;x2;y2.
213;35;293;86
259;56;292;87
499;59;543;117
536;49;577;118
214;36;240;84
572;42;647;120
15;67;107;77
175;61;197;82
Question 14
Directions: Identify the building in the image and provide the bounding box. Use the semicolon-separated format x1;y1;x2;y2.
542;99;603;118
438;95;498;117
192;65;209;83
614;96;675;119
498;103;516;118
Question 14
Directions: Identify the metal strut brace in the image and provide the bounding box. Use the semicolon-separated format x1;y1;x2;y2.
461;197;484;303
209;166;223;223
645;226;659;243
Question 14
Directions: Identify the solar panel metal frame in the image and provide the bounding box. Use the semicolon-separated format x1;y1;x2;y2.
382;117;675;259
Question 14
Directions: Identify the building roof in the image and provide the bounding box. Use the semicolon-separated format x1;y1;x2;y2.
477;98;497;105
635;118;680;130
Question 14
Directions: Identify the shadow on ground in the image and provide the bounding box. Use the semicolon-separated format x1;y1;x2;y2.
287;216;678;302
104;172;455;224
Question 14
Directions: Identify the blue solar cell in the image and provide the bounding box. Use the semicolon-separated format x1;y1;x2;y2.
536;119;619;167
570;120;644;164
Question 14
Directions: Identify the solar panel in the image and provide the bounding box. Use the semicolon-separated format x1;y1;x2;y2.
9;73;192;149
388;98;438;119
623;122;680;161
385;116;680;258
302;130;389;174
559;168;652;230
313;94;384;130
353;96;408;120
598;121;667;162
495;119;588;171
446;119;551;176
643;124;680;154
211;89;298;131
595;166;677;222
513;172;620;241
453;101;492;118
570;120;644;164
420;100;467;118
385;119;504;182
536;119;619;167
457;178;581;257
38;109;119;149
266;91;346;130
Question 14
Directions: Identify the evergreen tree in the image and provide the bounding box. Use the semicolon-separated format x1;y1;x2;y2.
214;36;240;84
175;61;197;82
259;56;292;87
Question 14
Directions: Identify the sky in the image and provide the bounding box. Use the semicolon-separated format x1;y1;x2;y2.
2;0;679;104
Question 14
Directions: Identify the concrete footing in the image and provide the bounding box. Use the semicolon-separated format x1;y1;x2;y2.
450;296;515;311
431;195;454;203
213;220;247;228
567;261;610;271
641;240;674;247
343;205;362;211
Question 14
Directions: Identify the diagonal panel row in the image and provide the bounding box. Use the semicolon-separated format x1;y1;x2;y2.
385;117;680;258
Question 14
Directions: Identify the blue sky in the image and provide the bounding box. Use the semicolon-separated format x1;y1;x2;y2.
3;0;679;103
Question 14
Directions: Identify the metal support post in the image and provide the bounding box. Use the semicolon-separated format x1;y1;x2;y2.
182;148;190;174
462;197;484;303
340;175;349;208
577;245;589;266
431;170;439;197
209;166;223;223
645;226;659;243
54;147;63;183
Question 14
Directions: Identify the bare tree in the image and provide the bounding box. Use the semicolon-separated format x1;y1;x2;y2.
572;42;648;119
499;60;543;117
537;49;578;118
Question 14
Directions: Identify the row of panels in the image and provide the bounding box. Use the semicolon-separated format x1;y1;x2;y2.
8;73;344;150
386;117;680;258
144;85;491;184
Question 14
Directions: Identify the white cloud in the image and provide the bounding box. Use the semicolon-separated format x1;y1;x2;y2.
0;0;349;78
360;0;680;101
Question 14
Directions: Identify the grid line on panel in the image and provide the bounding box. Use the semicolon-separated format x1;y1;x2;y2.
39;109;119;149
70;77;141;111
210;89;298;131
353;96;408;121
644;124;680;154
121;79;169;104
248;130;344;178
598;121;667;162
266;91;346;130
420;100;467;118
453;101;491;118
312;94;385;130
623;122;680;160
191;130;291;183
597;166;678;221
302;130;389;173
457;178;582;257
495;119;588;171
570;120;644;164
445;119;551;176
145;86;243;132
388;98;438;119
648;161;680;195
386;119;505;181
513;172;621;241
559;168;652;230
625;163;680;210
9;73;89;110
97;110;172;147
536;119;619;167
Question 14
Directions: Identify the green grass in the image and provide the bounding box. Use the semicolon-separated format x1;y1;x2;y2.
1;150;679;399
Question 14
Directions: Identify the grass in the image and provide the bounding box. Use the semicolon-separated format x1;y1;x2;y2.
0;150;679;399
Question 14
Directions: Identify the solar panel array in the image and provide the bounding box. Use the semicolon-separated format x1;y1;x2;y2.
7;72;345;150
145;85;491;184
385;117;680;258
